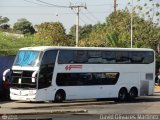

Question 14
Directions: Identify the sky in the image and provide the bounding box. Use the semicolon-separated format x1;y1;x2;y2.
0;0;159;32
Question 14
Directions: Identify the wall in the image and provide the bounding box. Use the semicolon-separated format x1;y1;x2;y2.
0;56;15;90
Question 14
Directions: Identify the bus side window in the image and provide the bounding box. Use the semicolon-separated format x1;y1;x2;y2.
116;52;130;63
102;51;116;64
142;52;154;64
38;50;57;89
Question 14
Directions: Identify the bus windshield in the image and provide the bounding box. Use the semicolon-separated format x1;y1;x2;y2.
14;50;41;67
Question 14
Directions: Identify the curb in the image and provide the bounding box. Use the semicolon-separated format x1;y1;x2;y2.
0;109;88;115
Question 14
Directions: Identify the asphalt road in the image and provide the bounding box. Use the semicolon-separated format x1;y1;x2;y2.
14;114;100;120
1;93;160;120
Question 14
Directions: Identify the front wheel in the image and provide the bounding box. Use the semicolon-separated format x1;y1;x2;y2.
54;91;65;102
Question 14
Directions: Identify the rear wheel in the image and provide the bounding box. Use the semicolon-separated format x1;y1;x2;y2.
118;88;128;102
128;87;138;101
54;90;66;102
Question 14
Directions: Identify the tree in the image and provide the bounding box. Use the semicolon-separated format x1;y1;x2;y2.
0;16;9;25
106;32;126;47
0;16;10;31
69;24;93;40
69;25;81;38
80;8;160;49
35;22;68;46
79;23;106;47
0;24;10;30
80;24;93;39
13;18;35;35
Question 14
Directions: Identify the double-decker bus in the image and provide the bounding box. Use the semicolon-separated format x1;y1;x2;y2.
4;46;155;102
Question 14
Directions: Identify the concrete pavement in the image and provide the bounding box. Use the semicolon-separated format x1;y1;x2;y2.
0;92;160;115
0;100;115;115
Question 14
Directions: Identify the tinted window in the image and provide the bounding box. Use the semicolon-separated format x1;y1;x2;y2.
130;51;143;63
116;52;130;63
143;51;154;63
58;50;88;64
58;50;154;64
38;50;57;89
130;51;154;64
102;51;116;63
58;50;74;64
56;72;119;86
88;51;102;63
41;50;57;65
75;51;88;63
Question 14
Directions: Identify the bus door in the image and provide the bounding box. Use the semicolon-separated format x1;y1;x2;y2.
37;50;58;100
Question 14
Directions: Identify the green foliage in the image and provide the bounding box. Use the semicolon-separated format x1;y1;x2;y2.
69;25;81;38
69;24;93;40
13;18;35;35
35;22;69;46
0;16;10;31
0;32;38;55
106;32;127;47
79;23;106;47
0;24;10;31
0;16;9;25
79;8;160;50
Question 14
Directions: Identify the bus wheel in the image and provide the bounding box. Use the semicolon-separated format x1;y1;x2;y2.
118;88;128;102
128;87;138;101
54;90;66;102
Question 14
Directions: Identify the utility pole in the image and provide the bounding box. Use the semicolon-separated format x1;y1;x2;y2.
114;0;117;14
70;4;87;47
131;0;133;48
157;42;160;53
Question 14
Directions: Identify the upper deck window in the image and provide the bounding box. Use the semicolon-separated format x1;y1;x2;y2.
58;49;154;64
14;50;41;66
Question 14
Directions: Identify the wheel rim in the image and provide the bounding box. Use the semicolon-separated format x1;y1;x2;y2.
119;92;125;100
56;94;62;101
119;89;127;101
129;89;137;99
56;93;62;101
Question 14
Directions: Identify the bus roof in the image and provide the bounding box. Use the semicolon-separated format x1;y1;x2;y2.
19;46;154;52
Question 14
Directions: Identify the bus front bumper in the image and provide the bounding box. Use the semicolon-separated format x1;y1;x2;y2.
10;94;36;101
10;88;37;101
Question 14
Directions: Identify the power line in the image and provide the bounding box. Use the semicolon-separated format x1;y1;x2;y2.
35;0;69;8
23;0;49;6
85;9;100;22
79;17;88;25
87;3;114;7
0;11;112;15
0;13;71;15
0;4;124;8
0;6;56;8
81;13;97;23
70;8;88;25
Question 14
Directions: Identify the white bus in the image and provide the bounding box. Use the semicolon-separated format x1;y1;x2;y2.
4;46;155;102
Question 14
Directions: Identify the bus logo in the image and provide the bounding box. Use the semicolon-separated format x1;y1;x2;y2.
65;65;82;71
